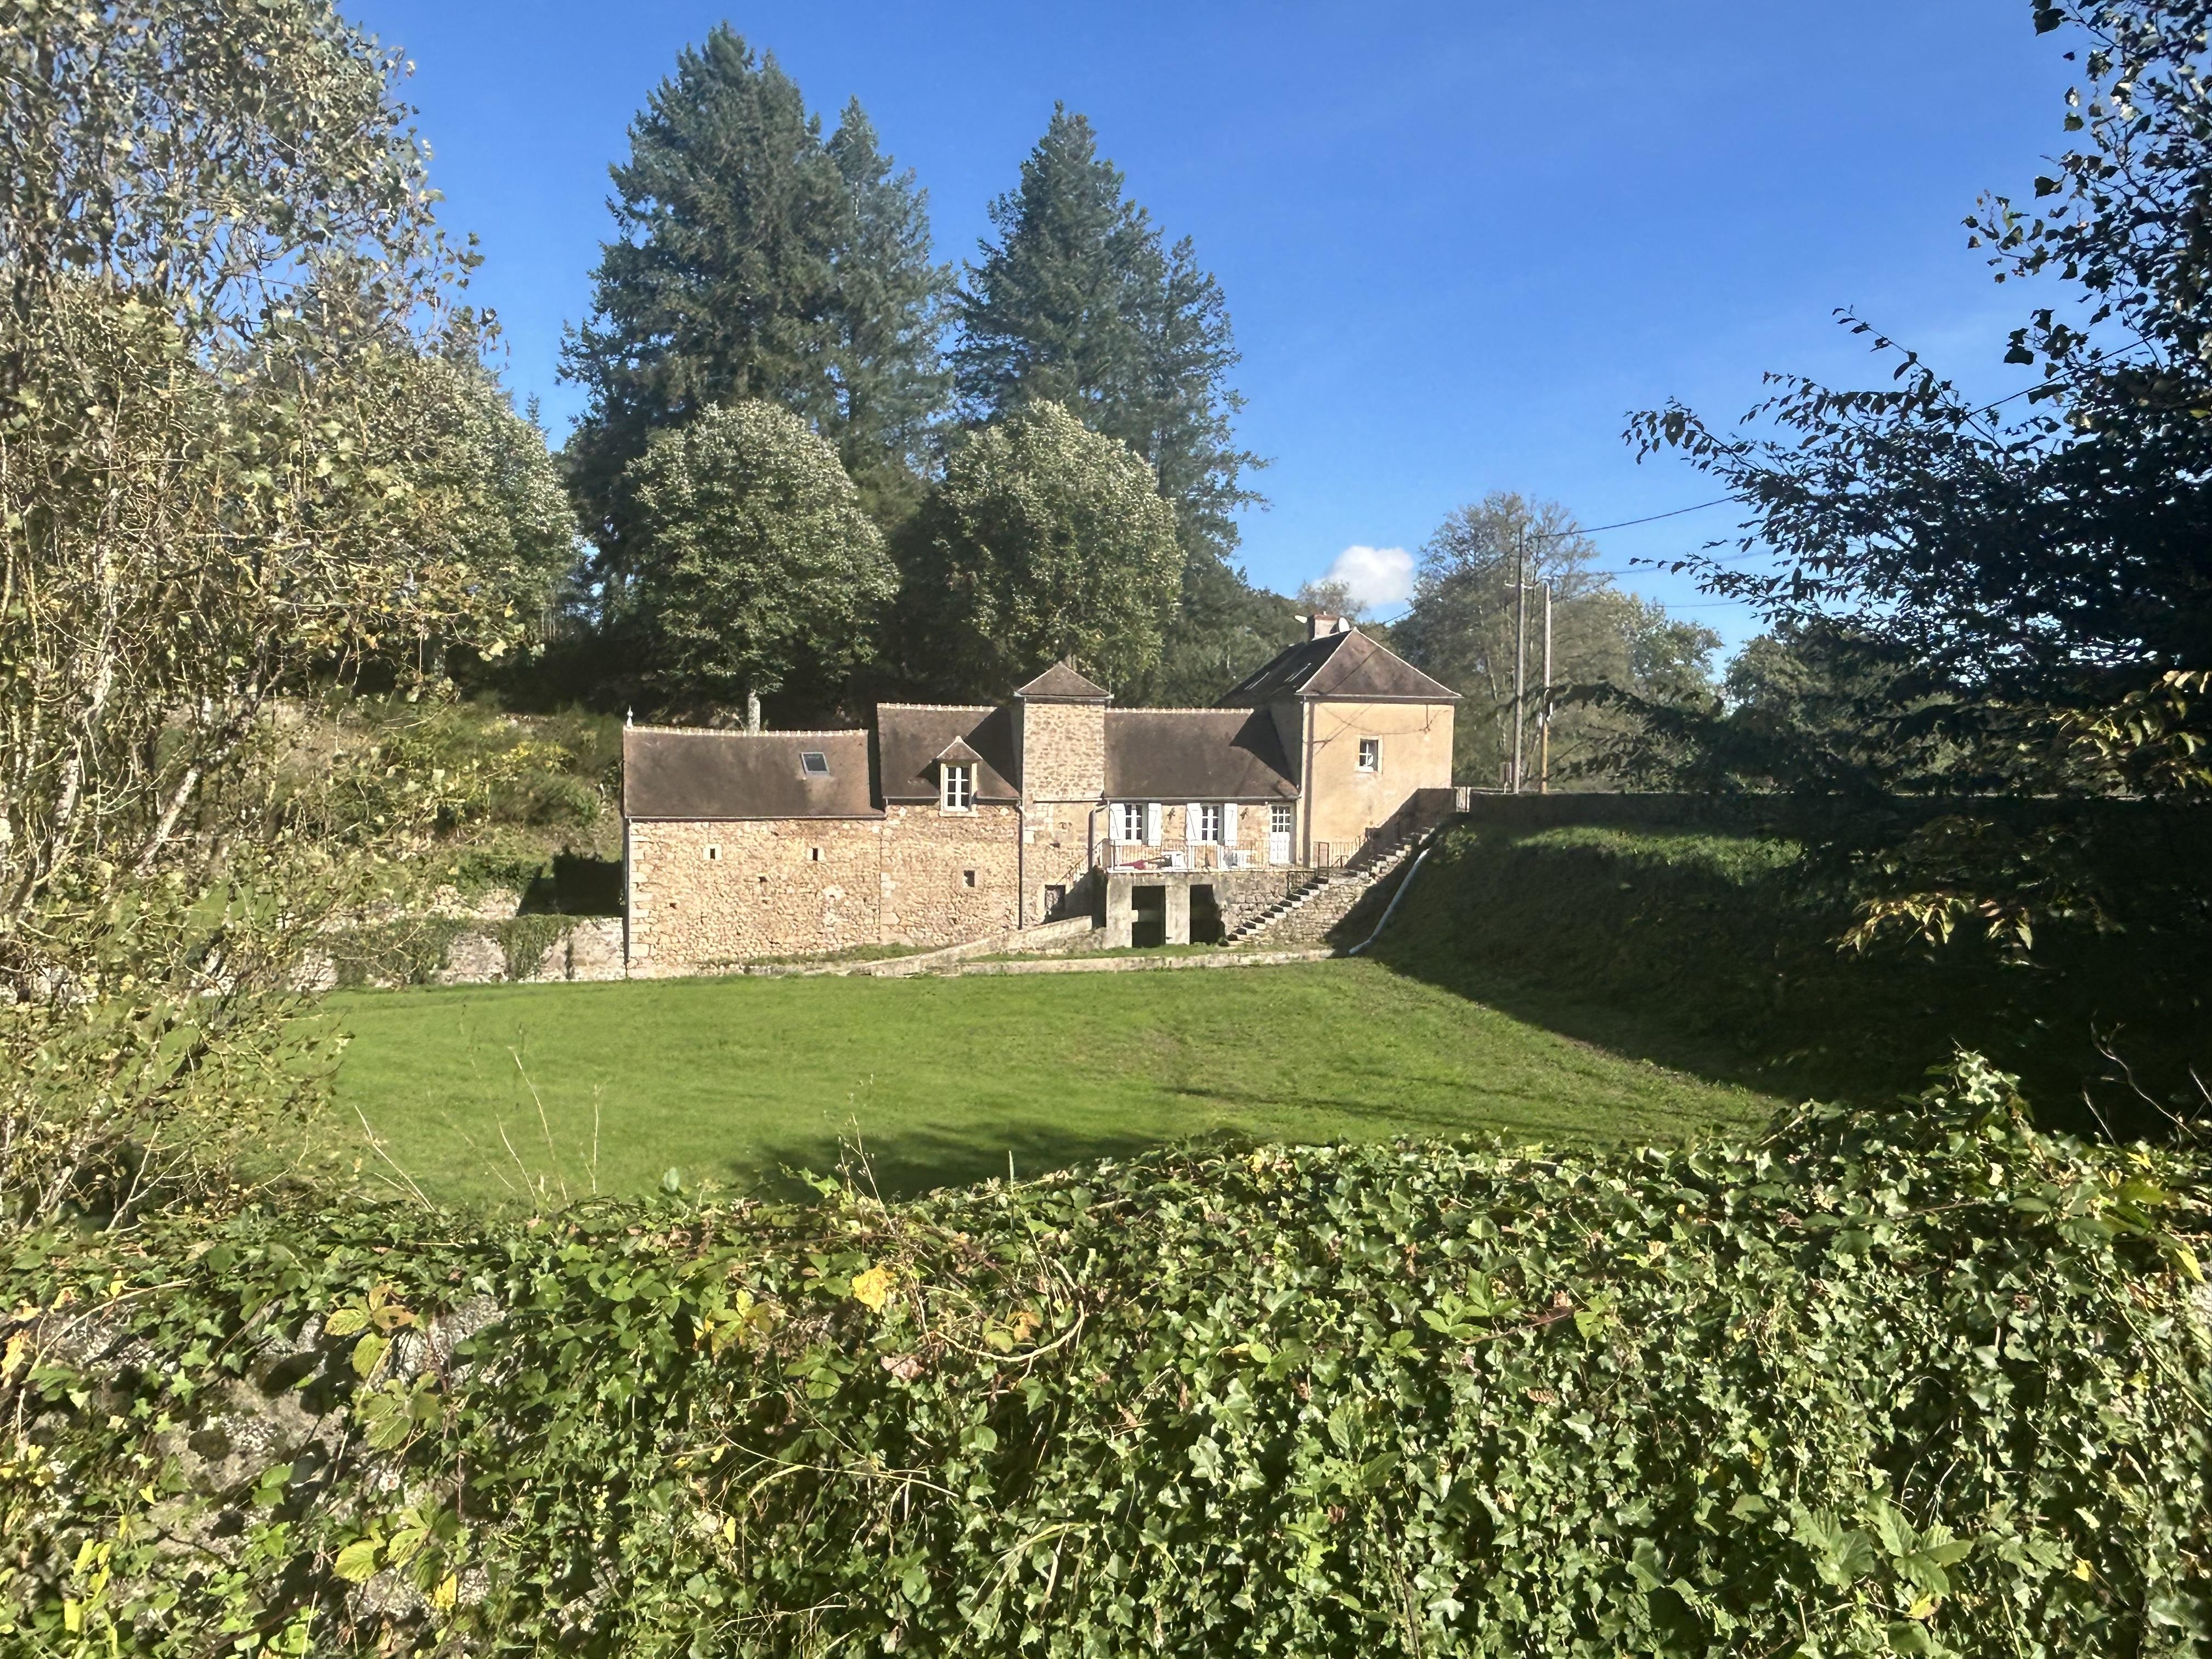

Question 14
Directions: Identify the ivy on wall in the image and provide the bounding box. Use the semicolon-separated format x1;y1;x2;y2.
2;1056;2205;1656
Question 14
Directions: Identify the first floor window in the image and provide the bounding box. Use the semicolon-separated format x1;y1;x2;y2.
1358;737;1381;773
942;763;973;810
1271;803;1294;836
1111;801;1143;842
1192;803;1222;844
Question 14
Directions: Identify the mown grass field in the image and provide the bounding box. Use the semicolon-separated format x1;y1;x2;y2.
329;960;1776;1206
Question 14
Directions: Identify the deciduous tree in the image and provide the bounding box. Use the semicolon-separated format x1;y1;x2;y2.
898;402;1181;694
624;401;896;727
0;0;554;1222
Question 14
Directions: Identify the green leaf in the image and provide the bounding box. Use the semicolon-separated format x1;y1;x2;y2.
332;1539;381;1584
352;1333;388;1379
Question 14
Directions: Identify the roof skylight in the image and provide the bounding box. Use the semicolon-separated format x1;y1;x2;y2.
799;751;830;776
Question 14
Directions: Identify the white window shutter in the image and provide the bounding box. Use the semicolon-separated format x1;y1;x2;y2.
1144;802;1161;846
1186;802;1203;843
1222;803;1239;845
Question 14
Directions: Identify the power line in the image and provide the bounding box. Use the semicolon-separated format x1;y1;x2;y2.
1525;495;1737;541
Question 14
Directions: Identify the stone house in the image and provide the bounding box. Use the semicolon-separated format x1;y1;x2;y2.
619;616;1459;974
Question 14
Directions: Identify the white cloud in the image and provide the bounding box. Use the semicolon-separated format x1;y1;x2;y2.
1319;544;1415;613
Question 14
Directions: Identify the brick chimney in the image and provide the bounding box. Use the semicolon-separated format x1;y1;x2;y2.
1306;612;1351;640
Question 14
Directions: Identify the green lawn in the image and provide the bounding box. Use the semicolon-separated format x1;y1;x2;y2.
328;960;1776;1207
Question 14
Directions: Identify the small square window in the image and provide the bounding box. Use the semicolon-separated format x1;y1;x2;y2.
800;751;830;777
704;845;721;861
962;868;977;888
1357;737;1381;773
809;847;822;862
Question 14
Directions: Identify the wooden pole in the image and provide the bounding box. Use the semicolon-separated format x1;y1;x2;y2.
1539;581;1553;793
1511;529;1527;794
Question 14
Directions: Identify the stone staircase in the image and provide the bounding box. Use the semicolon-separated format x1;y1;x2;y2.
1223;831;1426;948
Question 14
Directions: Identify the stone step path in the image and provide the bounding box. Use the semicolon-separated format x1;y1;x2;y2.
1224;832;1424;947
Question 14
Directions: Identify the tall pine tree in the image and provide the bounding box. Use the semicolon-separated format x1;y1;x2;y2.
953;108;1279;703
562;29;948;585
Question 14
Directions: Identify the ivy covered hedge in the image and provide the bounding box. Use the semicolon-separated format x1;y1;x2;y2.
3;1057;2207;1656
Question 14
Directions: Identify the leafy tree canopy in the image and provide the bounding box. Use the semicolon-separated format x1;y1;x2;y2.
1391;494;1718;786
1628;0;2212;797
953;107;1277;702
1;0;566;1223
624;400;896;726
563;27;949;563
896;401;1181;695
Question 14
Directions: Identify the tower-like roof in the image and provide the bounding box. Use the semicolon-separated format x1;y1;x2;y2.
1014;662;1111;702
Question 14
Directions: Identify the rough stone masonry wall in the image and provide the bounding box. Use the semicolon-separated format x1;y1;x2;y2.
1024;798;1102;924
879;803;1020;947
627;817;886;976
1019;699;1105;800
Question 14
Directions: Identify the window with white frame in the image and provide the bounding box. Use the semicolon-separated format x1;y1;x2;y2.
1271;803;1294;837
1192;803;1222;844
941;763;973;810
1111;801;1143;842
1357;737;1381;773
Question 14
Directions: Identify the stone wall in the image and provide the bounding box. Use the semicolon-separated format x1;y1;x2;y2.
879;803;1020;946
627;817;887;975
1023;799;1102;924
1017;698;1105;800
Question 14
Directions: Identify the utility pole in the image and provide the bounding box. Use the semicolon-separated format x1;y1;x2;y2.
1511;527;1527;793
1539;582;1554;794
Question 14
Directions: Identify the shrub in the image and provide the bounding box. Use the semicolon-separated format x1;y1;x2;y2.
3;1057;2205;1655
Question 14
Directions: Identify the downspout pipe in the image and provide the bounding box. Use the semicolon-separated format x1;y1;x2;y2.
1345;830;1438;957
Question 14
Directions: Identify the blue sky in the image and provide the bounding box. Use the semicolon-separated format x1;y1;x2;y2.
348;1;2076;658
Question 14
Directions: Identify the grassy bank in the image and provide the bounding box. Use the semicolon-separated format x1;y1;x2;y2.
329;961;1774;1205
1370;819;2211;1133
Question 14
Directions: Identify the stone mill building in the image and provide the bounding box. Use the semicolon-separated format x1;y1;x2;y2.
618;617;1460;975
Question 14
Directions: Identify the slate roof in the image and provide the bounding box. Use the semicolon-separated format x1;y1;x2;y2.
1217;628;1458;707
1014;662;1111;702
622;726;877;820
1104;708;1297;801
876;704;1019;802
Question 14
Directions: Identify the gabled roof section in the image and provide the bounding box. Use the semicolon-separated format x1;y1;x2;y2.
876;704;1019;803
1014;662;1110;702
622;726;878;820
933;735;984;765
1217;627;1459;706
1103;708;1297;801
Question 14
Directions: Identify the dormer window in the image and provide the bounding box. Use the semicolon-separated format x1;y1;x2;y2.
800;750;830;777
941;763;974;811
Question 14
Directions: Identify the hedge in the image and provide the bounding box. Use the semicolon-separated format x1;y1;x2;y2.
2;1055;2206;1656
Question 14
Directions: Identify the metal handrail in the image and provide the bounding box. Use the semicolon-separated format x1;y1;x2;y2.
1344;831;1438;957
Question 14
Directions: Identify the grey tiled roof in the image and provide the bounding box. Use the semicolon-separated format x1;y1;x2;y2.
876;704;1019;802
1103;708;1296;801
622;726;878;820
1218;628;1459;706
1014;662;1111;701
